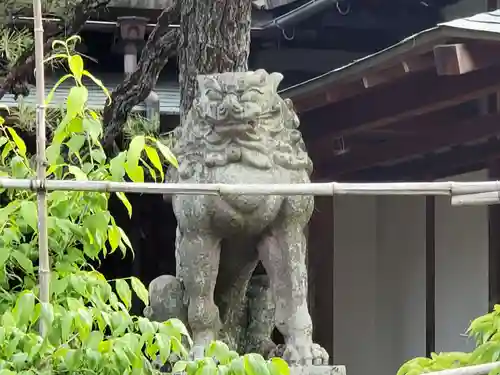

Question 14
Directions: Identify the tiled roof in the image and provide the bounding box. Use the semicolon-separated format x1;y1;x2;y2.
0;74;180;115
281;9;500;100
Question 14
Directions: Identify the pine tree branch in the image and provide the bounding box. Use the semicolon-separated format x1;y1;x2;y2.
101;0;180;152
0;0;110;100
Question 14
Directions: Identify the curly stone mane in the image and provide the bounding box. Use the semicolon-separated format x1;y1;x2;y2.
171;69;312;181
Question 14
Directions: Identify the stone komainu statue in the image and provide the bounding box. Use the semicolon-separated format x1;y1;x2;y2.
146;69;328;365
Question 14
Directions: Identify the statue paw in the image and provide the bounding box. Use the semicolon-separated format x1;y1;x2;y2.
270;343;329;366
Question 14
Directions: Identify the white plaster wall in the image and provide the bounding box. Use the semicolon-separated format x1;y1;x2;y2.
434;170;489;352
333;196;377;375
332;170;489;375
333;195;426;375
376;196;427;372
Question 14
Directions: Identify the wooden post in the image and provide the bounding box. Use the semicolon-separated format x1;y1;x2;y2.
488;160;500;309
307;195;335;362
425;196;436;356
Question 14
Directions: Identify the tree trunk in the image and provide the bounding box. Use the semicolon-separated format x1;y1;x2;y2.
177;0;252;118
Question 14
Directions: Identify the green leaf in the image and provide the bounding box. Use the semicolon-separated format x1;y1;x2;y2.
67;116;84;133
1;311;15;328
77;308;93;335
113;346;131;368
244;354;270;375
83;118;103;143
69;54;84;82
118;227;133;250
46;143;62;165
131;276;149;306
138;317;156;338
70;274;88;297
268;358;290;375
125;162;144;183
115;279;132;310
166;318;191;343
127;135;145;167
20;200;37;231
0;136;8;147
7;126;27;155
229;357;246;375
13;291;35;327
66;86;88;118
67;134;86;154
90;147;106;164
10;155;29;178
45;74;72;105
144;145;164;181
155;333;171;363
0;247;10;267
83;70;111;101
110;152;126;181
207;341;231;364
12;250;33;274
170;336;189;359
108;225;121;252
172;361;188;373
61;312;74;341
156;140;178;168
115;192;132;218
86;330;104;350
68;165;88;181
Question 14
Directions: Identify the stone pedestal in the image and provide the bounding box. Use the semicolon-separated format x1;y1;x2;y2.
290;366;346;375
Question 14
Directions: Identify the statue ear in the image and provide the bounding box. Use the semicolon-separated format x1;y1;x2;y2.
269;72;284;91
197;75;220;93
196;75;208;93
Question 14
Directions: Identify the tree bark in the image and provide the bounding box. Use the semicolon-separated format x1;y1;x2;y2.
0;0;110;100
101;1;180;151
178;0;252;118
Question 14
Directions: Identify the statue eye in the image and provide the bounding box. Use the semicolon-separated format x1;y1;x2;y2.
206;89;222;100
247;88;264;95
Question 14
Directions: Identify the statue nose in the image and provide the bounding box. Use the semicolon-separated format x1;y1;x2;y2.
223;95;243;114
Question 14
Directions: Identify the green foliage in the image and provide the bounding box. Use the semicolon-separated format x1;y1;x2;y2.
0;36;290;375
397;305;500;375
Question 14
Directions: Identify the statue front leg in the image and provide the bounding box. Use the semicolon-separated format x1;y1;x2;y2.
177;228;222;359
257;198;329;366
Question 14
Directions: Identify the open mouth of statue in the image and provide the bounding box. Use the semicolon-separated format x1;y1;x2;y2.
213;121;255;133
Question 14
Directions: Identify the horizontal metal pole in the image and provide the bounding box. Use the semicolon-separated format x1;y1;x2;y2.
1;178;500;197
452;191;500;206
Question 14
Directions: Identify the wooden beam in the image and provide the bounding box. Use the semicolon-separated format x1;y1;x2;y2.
362;53;435;88
434;43;500;76
343;139;500;182
300;63;500;142
403;54;435;73
293;81;365;113
315;110;500;177
295;53;435;111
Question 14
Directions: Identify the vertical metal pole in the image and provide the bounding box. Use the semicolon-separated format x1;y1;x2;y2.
33;0;50;335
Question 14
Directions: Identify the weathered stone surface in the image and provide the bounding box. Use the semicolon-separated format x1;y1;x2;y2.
156;69;327;365
290;366;346;375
